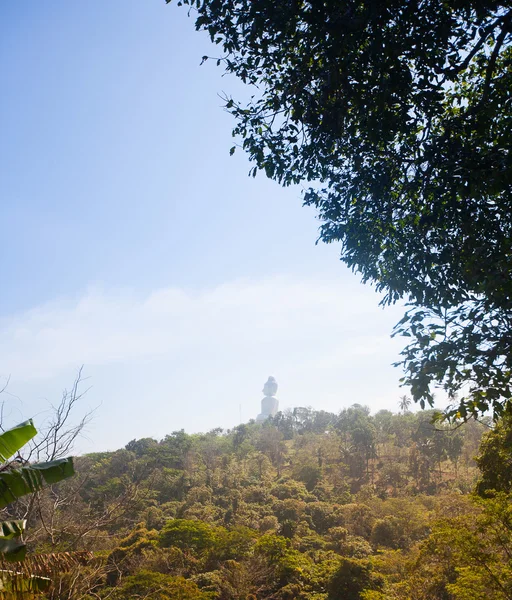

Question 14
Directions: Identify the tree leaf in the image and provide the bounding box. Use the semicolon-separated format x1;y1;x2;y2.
0;421;37;463
0;539;26;563
0;458;75;508
0;521;26;541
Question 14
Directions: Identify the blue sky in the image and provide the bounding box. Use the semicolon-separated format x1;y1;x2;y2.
1;1;412;453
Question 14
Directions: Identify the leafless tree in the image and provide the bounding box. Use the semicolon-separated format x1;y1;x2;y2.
26;365;94;463
0;368;94;528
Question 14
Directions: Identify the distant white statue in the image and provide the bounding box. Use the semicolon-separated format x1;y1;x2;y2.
263;376;278;397
256;376;279;423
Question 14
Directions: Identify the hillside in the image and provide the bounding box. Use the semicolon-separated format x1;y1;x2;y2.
9;405;512;599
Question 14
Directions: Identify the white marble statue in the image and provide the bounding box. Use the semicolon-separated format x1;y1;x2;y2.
256;376;279;422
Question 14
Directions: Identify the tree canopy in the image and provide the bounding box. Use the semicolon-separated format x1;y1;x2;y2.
169;0;512;419
8;401;509;599
16;408;498;599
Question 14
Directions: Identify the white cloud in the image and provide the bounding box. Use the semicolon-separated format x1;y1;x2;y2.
0;276;402;379
0;275;408;451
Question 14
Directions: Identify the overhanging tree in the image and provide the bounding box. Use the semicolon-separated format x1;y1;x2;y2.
169;0;512;419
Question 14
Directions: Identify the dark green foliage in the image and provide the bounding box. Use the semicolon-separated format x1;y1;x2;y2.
212;526;258;562
336;405;377;480
106;525;158;585
371;517;402;550
476;411;512;496
270;479;309;501
328;558;384;600
107;570;213;599
159;519;217;554
406;494;512;600
170;0;512;419
293;462;322;492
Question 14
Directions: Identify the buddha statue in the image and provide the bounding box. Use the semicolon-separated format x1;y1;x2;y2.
256;376;279;422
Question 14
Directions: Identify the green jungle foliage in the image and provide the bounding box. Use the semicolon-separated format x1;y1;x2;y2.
5;404;512;599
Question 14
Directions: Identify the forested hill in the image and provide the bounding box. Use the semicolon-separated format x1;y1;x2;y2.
20;406;512;599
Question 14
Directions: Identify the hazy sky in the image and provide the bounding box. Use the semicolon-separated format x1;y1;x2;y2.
1;1;416;453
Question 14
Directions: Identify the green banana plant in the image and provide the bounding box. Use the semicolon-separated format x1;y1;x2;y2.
0;419;76;598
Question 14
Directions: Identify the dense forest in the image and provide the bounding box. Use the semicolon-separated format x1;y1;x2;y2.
6;402;512;599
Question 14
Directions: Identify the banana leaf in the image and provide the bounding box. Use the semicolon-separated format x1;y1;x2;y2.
0;458;75;509
0;522;27;563
0;540;25;563
0;421;37;463
0;522;26;541
0;418;78;584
